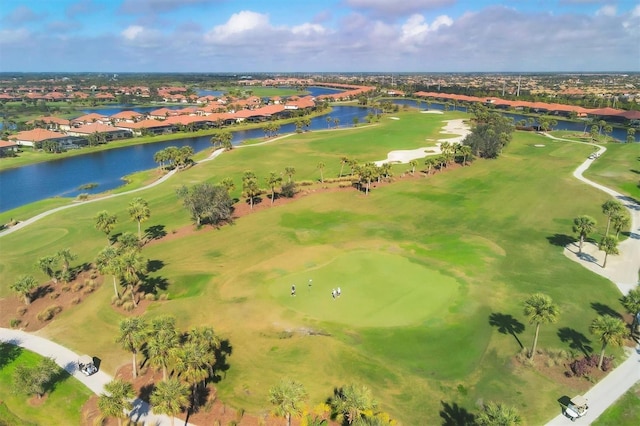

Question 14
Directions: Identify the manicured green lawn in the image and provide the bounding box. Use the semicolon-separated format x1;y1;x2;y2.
0;344;92;426
0;111;629;424
584;142;640;201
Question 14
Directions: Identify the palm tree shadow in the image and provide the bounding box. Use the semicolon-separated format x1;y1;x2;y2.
557;327;593;356
489;313;525;349
439;401;476;426
546;233;576;247
591;302;623;319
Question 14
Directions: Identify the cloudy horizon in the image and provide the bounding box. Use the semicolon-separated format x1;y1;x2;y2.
1;0;639;73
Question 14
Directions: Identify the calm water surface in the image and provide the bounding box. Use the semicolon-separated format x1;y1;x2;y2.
0;106;373;212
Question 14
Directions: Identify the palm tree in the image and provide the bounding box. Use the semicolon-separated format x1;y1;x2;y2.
220;177;235;194
242;172;260;210
189;326;221;377
598;235;619;268
98;379;134;426
408;160;417;176
476;401;522;426
330;384;377;425
620;288;640;317
339;157;349;178
150;378;190;426
590;315;627;369
458;145;472;165
147;326;179;381
284;166;296;183
119;249;148;306
116;317;148;379
269;378;308;426
171;341;213;407
128;197;151;239
572;215;596;254
10;274;39;305
266;172;283;204
317;161;326;183
326;116;332;129
95;210;118;243
611;211;630;238
523;293;560;359
56;248;76;279
601;200;624;236
424;157;436;175
36;255;59;284
96;246;122;298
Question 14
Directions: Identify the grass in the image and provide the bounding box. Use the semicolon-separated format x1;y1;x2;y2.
583;142;640;201
0;344;92;426
593;383;640;426
0;110;631;424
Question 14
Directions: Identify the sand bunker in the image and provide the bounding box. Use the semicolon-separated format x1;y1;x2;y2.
374;119;471;165
420;110;444;114
534;144;545;147
389;117;400;120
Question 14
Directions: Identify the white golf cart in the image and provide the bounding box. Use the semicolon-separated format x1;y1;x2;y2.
78;355;98;376
565;395;588;421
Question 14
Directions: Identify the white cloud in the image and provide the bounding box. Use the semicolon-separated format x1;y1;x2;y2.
595;5;617;17
122;25;144;40
400;14;453;44
206;11;271;41
292;23;326;36
0;28;30;45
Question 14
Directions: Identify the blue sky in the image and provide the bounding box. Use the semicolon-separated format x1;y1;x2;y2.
0;0;638;73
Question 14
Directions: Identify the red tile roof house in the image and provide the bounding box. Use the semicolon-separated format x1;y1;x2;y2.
72;113;108;126
109;110;145;123
116;119;175;136
0;139;19;156
9;129;84;149
66;123;133;141
27;116;72;131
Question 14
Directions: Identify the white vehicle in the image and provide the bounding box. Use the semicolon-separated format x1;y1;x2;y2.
78;355;98;376
565;395;588;421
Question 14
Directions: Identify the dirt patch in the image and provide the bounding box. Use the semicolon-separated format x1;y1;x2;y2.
0;267;104;332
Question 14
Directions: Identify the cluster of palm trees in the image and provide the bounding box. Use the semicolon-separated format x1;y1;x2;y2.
523;293;628;371
153;145;194;171
100;316;225;425
263;121;282;138
10;248;77;305
241;167;297;208
269;380;395;426
572;199;628;267
210;130;233;150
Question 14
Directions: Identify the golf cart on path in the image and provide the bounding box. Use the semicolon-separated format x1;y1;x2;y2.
78;355;98;376
565;395;588;421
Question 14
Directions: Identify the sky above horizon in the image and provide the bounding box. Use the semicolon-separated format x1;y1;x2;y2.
0;0;639;73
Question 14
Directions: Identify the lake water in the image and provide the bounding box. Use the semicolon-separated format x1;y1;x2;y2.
0;106;374;212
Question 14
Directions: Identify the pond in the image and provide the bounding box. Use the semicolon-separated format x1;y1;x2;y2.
0;106;374;212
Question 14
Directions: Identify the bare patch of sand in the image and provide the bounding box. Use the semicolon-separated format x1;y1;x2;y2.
420;110;444;114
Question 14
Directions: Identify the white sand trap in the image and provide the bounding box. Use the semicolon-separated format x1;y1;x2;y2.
389;117;400;120
534;144;545;147
375;119;471;165
420;110;444;114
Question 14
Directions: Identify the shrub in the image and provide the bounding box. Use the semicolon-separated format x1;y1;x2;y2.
37;305;62;322
76;193;89;201
122;301;135;312
90;272;98;280
338;182;352;188
9;318;21;328
72;282;84;292
113;298;125;307
82;286;94;295
158;293;169;301
49;292;60;300
111;295;120;305
296;180;314;187
144;293;156;301
17;306;27;316
60;284;71;292
280;182;297;198
71;297;81;305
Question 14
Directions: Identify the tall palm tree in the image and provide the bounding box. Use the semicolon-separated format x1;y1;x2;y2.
459;145;472;165
220;177;235;195
266;172;283;204
269;378;308;426
317;161;326;183
128;197;151;239
147;326;179;380
601;200;624;236
330;384;377;425
620;288;640;317
339;157;349;178
523;293;560;359
116;317;148;378
589;315;627;369
36;255;58;284
476;401;522;426
171;341;213;407
611;211;630;238
150;378;190;426
284;166;296;183
572;215;597;254
94;210;118;243
98;379;134;426
10;274;39;305
189;326;221;377
598;235;619;268
242;173;260;210
408;160;417;176
119;249;148;306
56;248;76;279
96;246;122;298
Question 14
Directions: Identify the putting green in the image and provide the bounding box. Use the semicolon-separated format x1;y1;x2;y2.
268;250;460;327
